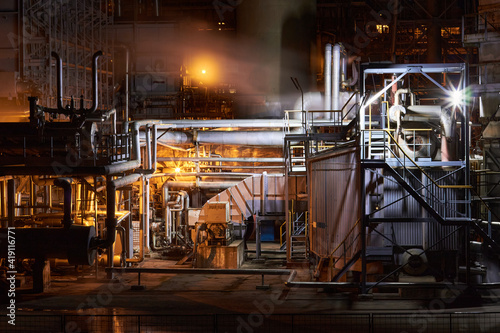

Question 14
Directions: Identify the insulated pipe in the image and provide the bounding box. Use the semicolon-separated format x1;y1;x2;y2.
88;50;103;114
346;61;359;87
169;192;184;212
324;43;332;110
341;46;347;85
144;177;151;252
179;190;189;212
332;44;341;112
157;157;284;163
168;181;240;189
394;88;409;106
145;125;152;170
51;52;66;113
152;172;258;178
130;119;302;130
140;131;192;145
196;131;285;146
152;125;157;171
144;130;295;147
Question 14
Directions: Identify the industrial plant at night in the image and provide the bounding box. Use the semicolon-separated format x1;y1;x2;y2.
1;0;500;332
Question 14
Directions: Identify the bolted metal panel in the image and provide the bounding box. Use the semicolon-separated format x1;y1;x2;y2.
309;146;360;258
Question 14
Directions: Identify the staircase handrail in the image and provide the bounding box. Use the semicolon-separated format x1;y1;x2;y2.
362;129;472;190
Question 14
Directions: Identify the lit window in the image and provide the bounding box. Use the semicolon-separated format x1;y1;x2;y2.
376;24;389;34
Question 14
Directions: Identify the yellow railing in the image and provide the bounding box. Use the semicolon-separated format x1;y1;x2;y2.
328;219;360;259
280;220;286;248
363;129;472;190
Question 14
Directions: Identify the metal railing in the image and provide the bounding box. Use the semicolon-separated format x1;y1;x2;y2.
95;133;132;164
328;219;361;272
463;9;500;43
4;312;500;332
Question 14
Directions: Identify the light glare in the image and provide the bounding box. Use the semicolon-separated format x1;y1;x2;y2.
450;89;462;106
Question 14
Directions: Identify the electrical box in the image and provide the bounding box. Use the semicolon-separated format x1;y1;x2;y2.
188;209;201;226
205;202;230;223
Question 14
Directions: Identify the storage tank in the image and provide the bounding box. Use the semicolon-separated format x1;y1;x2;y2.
235;0;316;118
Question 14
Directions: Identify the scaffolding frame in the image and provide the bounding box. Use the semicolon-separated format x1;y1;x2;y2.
20;0;113;111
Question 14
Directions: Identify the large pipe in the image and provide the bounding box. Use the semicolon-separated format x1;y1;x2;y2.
145;128;303;147
196;131;285;146
332;44;341;112
88;51;103;114
143;177;151;252
168;181;240;190
51;52;65;113
145;125;152;170
157;157;284;163
0;225;96;266
324;43;332;110
130;119;302;130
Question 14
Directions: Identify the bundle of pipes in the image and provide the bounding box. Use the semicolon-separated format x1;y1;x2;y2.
324;43;358;116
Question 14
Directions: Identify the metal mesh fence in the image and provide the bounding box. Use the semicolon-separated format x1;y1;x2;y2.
372;313;451;333
2;312;500;333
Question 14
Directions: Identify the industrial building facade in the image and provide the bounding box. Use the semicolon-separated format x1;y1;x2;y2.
1;0;500;332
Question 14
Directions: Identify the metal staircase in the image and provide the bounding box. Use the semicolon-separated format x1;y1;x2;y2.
280;212;308;259
359;129;500;277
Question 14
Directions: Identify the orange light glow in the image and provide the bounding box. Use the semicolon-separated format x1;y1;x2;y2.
190;54;219;85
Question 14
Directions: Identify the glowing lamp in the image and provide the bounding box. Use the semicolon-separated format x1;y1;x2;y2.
450;89;462;107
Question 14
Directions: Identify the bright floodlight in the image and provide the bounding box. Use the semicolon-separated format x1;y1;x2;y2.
201;69;206;74
450;89;462;106
175;167;181;173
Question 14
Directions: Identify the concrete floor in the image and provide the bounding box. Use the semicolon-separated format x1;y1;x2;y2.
3;243;500;332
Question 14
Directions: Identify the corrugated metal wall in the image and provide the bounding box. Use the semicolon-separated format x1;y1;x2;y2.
309;146;360;258
381;169;463;250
